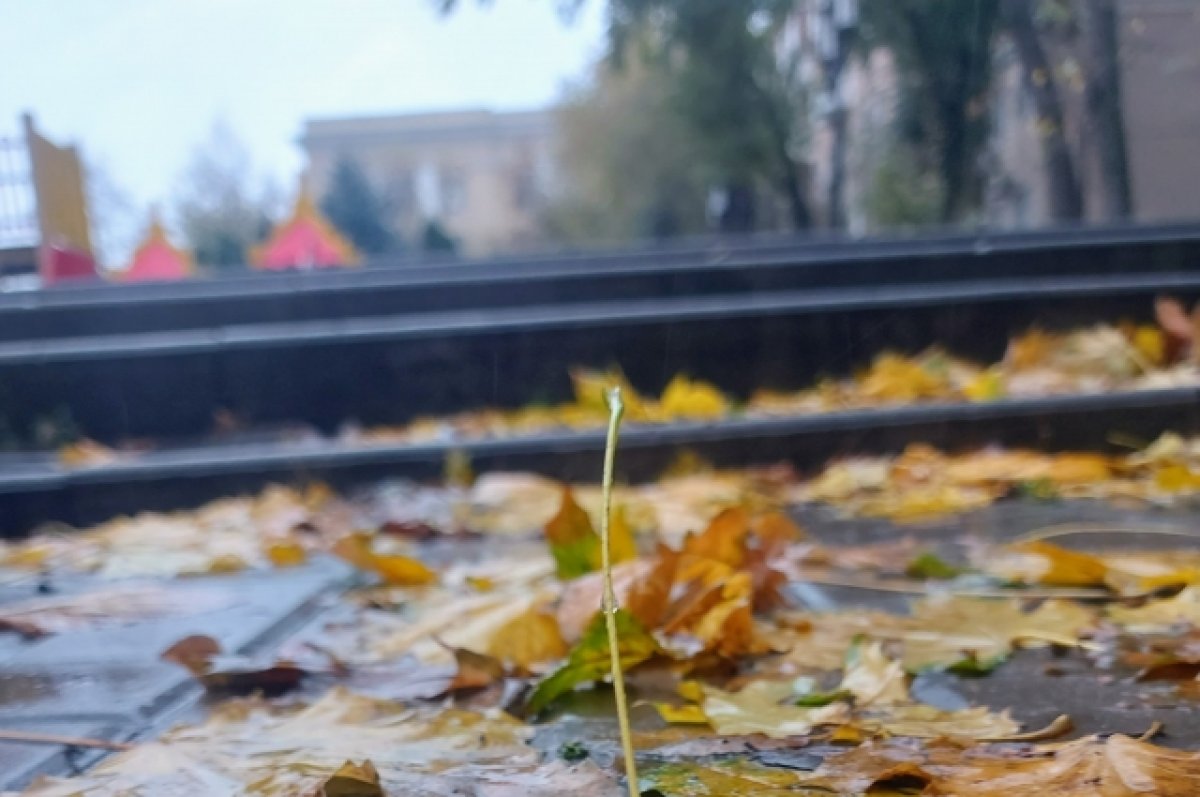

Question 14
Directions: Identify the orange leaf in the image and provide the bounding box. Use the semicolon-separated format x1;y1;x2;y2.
626;545;681;630
683;506;750;568
265;540;308;568
751;512;805;546
544;487;600;579
371;554;438;586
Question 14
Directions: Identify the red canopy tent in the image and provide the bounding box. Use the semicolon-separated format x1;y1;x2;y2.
119;216;193;282
250;188;358;270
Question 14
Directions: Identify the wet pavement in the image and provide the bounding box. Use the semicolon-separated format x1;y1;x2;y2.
2;497;1200;790
0;560;351;791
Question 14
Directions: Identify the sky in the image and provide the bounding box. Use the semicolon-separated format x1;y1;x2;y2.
0;0;606;255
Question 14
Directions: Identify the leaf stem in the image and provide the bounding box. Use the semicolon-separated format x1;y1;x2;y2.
601;387;638;797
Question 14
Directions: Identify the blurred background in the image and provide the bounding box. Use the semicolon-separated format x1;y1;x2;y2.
3;0;1198;279
1;0;1200;528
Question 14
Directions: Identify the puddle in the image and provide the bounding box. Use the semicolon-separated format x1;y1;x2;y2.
0;665;153;711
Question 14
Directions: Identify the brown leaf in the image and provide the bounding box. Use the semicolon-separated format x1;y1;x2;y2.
316;760;383;797
1156;296;1195;343
161;634;222;675
0;616;51;640
448;647;506;692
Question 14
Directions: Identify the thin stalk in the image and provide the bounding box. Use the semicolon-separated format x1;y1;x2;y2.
601;387;638;797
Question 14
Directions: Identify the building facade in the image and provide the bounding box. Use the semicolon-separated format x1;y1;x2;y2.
301;109;556;256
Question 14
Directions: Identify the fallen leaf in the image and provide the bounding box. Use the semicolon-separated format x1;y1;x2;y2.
527;609;660;714
317;760;383;797
860;703;1020;740
653;702;709;725
161;634;222;675
265;540;308;568
20;687;541;796
904;595;1096;670
1109;586;1200;631
985;541;1109;588
448;647;506;691
638;759;819;796
486;609;568;669
543;488;636;580
333;533;437;586
659;374;729;420
838;642;909;706
701;681;848;738
682;506;750;568
904;552;963;580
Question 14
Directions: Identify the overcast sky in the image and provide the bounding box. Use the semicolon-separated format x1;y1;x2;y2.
0;0;606;215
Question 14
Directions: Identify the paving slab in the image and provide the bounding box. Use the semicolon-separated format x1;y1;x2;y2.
0;558;351;791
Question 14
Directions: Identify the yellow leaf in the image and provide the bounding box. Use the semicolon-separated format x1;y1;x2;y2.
677;680;705;703
1154;462;1200;493
639;759;812;796
659;374;729;420
320;760;383;797
487;609;568;669
206;554;247;574
904;596;1095;669
332;533;437;586
1132;324;1167;365
838;642;909;706
701;681;848;738
963;367;1005;401
857;353;948;402
653;702;709;725
265;541;307;568
986;540;1109;587
372;554;438;586
860;703;1020;740
1108;586;1200;632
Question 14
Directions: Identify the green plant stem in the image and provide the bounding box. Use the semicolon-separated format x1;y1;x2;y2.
601;387;638;797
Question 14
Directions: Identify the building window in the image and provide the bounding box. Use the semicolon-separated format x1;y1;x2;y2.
441;168;467;215
513;168;538;211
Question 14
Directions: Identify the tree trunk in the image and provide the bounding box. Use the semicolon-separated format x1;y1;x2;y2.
1076;0;1133;219
719;182;757;234
1003;0;1084;222
827;104;849;228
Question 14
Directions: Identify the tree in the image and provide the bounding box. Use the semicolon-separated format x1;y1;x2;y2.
172;122;275;269
1002;0;1084;221
421;220;457;254
320;157;396;255
816;0;859;229
543;52;709;244
860;0;1001;223
84;157;141;270
607;0;813;233
1075;0;1132;219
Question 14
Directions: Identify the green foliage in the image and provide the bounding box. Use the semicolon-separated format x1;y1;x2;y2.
863;145;944;230
320;158;395;255
544;54;709;244
905;552;964;581
173;123;276;269
859;0;1000;222
527;609;660;715
420;220;457;254
606;0;812;231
